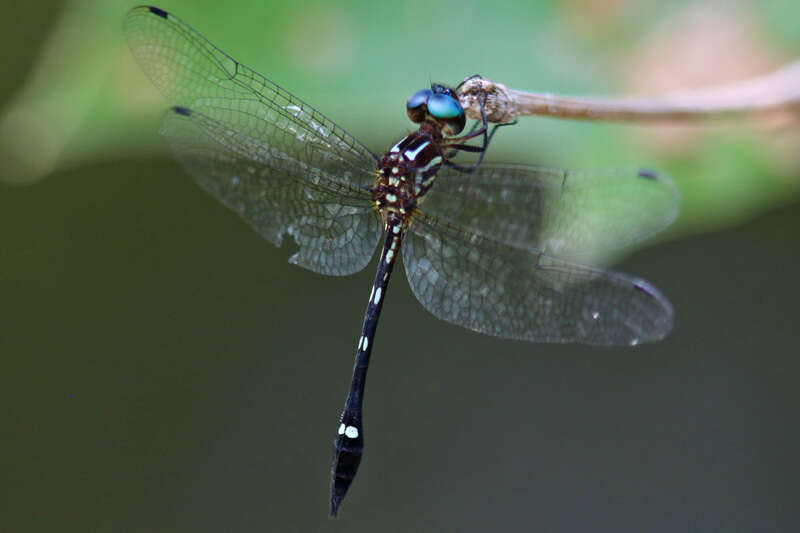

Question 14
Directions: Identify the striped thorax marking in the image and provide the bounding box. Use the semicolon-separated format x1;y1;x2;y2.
404;140;430;161
372;127;446;229
417;156;443;179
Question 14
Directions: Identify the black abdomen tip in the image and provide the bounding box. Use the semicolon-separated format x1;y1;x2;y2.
148;6;169;19
172;106;192;116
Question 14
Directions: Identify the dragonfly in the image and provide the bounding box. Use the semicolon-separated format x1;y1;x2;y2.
124;5;678;516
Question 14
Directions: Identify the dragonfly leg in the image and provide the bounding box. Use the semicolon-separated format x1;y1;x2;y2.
443;93;516;173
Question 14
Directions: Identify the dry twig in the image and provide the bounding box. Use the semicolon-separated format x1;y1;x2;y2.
456;62;800;124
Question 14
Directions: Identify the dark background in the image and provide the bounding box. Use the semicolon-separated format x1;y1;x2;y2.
1;1;799;531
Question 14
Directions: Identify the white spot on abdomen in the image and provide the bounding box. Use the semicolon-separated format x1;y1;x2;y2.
344;425;359;439
373;287;382;305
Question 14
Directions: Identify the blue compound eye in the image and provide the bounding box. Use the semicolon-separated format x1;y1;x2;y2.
427;93;461;119
406;89;433;123
407;89;433;110
427;93;466;134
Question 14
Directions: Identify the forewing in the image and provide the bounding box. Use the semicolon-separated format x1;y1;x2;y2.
424;164;679;264
124;7;377;188
404;210;673;345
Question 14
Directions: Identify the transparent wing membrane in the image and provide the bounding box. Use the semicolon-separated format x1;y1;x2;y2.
124;7;377;188
161;107;380;275
404;211;673;345
425;164;679;264
125;6;382;274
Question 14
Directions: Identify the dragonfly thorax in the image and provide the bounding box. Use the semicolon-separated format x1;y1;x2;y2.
372;127;444;223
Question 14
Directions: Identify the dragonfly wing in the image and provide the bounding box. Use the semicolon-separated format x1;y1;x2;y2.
404;210;673;345
424;164;679;264
124;7;377;189
125;6;382;275
161;107;381;276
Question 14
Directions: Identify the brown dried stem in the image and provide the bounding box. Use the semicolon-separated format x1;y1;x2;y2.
456;62;800;124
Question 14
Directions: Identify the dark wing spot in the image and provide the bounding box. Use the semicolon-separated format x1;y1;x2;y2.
172;106;192;116
637;169;660;180
147;6;169;19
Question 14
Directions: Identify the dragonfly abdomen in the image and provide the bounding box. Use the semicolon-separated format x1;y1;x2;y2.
330;223;403;516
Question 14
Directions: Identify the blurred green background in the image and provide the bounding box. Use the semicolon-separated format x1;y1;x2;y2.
1;0;798;531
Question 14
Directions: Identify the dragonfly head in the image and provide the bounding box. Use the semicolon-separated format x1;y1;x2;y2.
406;84;466;136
